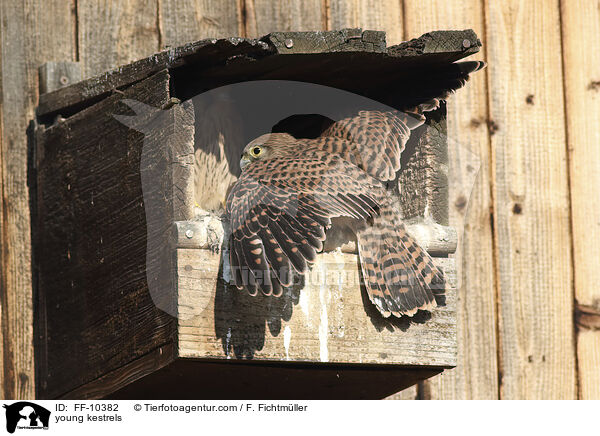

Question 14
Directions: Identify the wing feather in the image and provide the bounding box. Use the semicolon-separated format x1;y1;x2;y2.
227;153;381;295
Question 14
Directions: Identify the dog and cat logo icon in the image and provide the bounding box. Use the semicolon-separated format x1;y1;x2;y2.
2;402;50;433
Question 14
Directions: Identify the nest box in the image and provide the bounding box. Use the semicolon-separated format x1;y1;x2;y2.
34;28;482;399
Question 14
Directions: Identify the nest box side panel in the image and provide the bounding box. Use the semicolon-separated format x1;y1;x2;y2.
35;70;179;398
399;103;449;225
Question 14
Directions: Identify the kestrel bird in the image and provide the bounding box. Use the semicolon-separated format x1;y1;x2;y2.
226;107;446;318
226;60;485;317
193;90;244;212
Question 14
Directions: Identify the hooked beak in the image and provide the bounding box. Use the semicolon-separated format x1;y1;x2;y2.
240;154;250;171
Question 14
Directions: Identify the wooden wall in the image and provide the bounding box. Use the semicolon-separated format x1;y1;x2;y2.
0;0;597;399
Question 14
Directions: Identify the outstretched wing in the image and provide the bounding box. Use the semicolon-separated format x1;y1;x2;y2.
226;152;382;297
314;110;427;181
312;61;486;182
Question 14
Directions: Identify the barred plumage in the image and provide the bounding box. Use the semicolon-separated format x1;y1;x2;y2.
226;106;453;317
226;60;486;316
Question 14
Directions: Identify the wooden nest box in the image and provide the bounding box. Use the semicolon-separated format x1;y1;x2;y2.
34;29;482;399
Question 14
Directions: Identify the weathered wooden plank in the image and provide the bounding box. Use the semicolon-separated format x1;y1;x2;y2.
58;344;176;400
77;0;160;78
485;0;575;399
37;38;271;120
398;106;449;226
174;219;457;256
577;330;600;399
388;29;480;57
38;29;478;121
177;249;457;367
263;28;386;54
0;23;5;397
39;62;82;94
0;0;77;400
402;0;498;399
328;0;404;45
159;0;243;46
36;71;177;399
244;0;325;38
560;0;600;400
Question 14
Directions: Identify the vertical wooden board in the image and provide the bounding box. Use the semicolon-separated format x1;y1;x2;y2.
77;0;159;78
577;331;600;399
485;0;575;399
159;0;243;47
0;27;4;397
560;0;600;400
328;0;404;45
402;0;498;399
244;0;325;38
0;0;77;399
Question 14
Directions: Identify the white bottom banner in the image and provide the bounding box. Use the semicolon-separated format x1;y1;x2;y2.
0;400;593;435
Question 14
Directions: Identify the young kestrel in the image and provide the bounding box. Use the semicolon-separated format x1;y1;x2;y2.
226;61;484;318
225;111;434;318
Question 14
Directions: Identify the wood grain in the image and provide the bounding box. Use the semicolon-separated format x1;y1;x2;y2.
402;0;498;399
39;62;82;94
244;0;325;38
0;0;77;400
58;344;176;400
328;0;404;45
398;106;449;226
159;0;243;46
0;0;592;402
36;71;177;399
177;249;457;367
577;330;600;399
485;0;575;399
560;0;600;400
77;0;160;78
0;21;5;397
37;38;270;120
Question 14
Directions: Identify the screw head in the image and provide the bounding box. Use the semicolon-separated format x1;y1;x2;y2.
185;229;194;239
462;39;471;49
59;75;69;85
284;38;294;49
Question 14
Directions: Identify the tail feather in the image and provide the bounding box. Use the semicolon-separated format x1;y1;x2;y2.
356;206;444;317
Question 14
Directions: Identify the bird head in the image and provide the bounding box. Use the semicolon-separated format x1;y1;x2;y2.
240;132;296;170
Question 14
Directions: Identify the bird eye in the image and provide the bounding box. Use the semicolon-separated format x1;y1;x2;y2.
251;146;262;156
